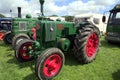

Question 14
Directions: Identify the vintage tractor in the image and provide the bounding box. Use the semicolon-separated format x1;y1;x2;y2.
0;18;11;41
15;0;100;80
3;7;37;49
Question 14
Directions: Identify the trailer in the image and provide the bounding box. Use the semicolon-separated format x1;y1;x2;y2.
75;13;108;36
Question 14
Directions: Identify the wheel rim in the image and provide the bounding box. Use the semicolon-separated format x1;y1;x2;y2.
43;54;62;77
0;32;5;41
19;42;32;60
86;33;98;57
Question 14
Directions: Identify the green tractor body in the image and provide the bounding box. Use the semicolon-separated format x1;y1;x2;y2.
11;17;36;35
15;0;100;80
105;4;120;43
35;21;76;51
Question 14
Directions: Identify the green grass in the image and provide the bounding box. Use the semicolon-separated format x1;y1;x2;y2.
0;37;120;80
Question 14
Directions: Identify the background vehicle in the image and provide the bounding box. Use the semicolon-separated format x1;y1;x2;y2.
3;7;37;49
0;18;11;41
15;0;100;80
75;13;108;36
103;4;120;43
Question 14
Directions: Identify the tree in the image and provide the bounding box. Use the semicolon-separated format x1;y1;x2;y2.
0;14;5;18
50;15;58;17
63;15;74;22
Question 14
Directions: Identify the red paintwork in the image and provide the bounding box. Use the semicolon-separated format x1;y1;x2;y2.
43;54;62;77
57;24;63;30
32;27;36;40
86;33;98;57
0;32;5;41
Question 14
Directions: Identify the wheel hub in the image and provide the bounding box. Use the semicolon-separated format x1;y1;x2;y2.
43;54;62;77
20;42;32;60
23;53;27;57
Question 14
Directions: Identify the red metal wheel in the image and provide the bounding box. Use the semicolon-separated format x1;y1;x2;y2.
35;48;65;80
0;31;6;41
43;54;62;77
86;33;99;57
15;39;34;62
19;42;32;60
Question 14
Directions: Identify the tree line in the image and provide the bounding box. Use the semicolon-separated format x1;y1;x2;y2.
0;14;5;18
50;15;74;22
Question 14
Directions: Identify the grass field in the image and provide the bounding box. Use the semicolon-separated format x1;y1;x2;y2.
0;37;120;80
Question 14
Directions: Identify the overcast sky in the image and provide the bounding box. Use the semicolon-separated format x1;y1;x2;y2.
0;0;120;18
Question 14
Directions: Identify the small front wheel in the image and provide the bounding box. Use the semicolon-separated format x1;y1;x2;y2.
15;39;34;62
35;48;65;80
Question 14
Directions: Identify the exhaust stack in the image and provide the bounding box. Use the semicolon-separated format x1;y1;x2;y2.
39;0;44;16
18;7;22;18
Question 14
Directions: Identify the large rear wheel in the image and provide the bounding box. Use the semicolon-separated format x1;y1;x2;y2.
12;34;30;49
15;39;34;62
35;48;65;80
74;24;100;63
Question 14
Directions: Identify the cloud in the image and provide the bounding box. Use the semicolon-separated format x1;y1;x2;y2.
0;0;119;17
65;0;119;15
0;0;40;17
94;0;119;6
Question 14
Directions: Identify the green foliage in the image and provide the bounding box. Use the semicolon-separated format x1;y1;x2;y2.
0;37;120;80
64;15;74;22
50;15;58;17
0;14;5;18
